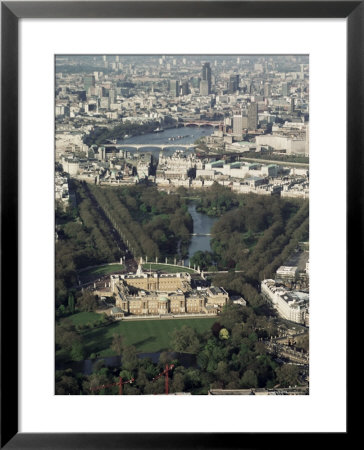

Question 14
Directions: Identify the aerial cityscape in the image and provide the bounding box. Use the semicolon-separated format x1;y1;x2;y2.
55;54;309;395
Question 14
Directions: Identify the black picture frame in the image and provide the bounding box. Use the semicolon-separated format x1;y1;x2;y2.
1;1;357;448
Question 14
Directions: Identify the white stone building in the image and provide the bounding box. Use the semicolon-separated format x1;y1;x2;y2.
261;279;309;325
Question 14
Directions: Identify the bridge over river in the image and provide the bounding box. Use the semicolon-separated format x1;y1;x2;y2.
103;143;197;152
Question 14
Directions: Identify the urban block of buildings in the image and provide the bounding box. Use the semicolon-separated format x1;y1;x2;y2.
55;55;309;198
261;278;309;325
261;247;309;325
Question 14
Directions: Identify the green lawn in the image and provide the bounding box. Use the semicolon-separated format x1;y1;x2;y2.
68;311;102;326
141;264;196;274
78;264;124;281
80;317;217;357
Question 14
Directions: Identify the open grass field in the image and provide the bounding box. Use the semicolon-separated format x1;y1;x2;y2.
78;263;125;282
141;264;196;274
68;311;102;326
78;316;217;356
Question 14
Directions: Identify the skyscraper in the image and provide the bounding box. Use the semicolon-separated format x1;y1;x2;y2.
201;62;211;95
248;102;258;130
169;80;179;97
281;82;289;97
180;81;189;96
199;80;209;96
84;75;95;96
264;82;271;98
228;75;240;93
233;115;243;136
290;98;295;113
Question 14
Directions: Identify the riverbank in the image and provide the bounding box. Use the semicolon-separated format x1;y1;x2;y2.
83;120;174;147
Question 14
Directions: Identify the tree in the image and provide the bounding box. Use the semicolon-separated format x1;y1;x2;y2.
122;345;138;373
218;303;247;331
276;364;300;387
110;332;124;356
55;370;80;395
211;322;223;338
68;293;75;314
215;361;229;383
231;323;244;347
170;372;185;393
171;326;201;353
55;322;81;353
184;368;201;391
190;251;215;271
77;291;98;312
240;370;258;388
219;328;230;340
144;377;165;395
159;351;174;367
70;341;86;361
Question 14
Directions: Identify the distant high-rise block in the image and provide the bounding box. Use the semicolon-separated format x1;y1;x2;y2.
264;82;271;98
281;82;290;97
181;81;189;96
200;80;209;96
84;75;95;95
228;75;240;93
191;76;200;89
169;80;180;97
290;98;295;113
248;102;258;130
233;115;243;135
201;62;212;95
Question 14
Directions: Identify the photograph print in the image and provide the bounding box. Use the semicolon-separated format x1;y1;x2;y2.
55;54;309;396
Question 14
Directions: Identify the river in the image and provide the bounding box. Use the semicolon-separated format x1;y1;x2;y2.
118;127;217;261
186;203;217;265
117;126;213;157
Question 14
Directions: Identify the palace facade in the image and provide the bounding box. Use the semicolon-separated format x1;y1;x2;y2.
109;266;229;316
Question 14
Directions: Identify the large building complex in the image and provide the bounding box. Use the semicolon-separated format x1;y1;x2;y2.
109;265;229;317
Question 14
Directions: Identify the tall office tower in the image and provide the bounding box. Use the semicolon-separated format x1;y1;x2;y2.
200;80;209;96
109;89;116;104
191;76;200;89
84;75;95;95
201;62;212;94
169;80;180;97
246;82;253;94
228;75;240;93
233;115;243;136
290;98;295;113
281;82;290;97
264;82;271;98
180;81;189;96
248;102;258;130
